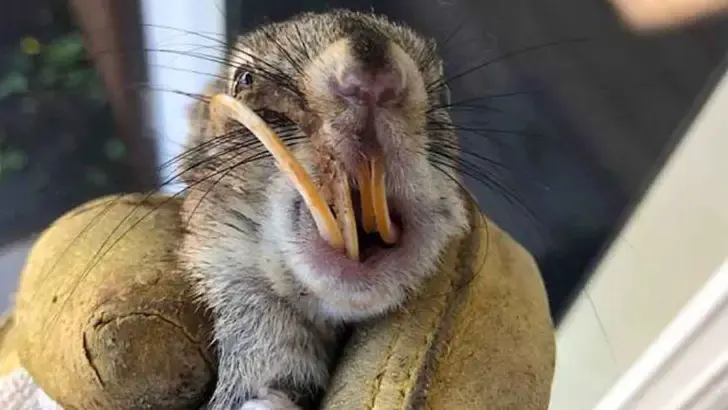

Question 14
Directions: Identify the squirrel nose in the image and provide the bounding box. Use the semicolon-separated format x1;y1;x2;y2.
334;66;405;106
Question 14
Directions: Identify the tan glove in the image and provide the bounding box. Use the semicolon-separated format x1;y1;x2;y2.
6;193;555;409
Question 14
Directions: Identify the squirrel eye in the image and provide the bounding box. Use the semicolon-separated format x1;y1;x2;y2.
438;84;451;107
232;68;254;95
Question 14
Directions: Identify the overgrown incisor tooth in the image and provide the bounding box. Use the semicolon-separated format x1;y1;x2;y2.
370;158;399;245
357;163;377;234
208;94;344;249
335;174;359;261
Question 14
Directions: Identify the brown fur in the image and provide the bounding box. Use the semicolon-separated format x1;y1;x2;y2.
178;10;469;410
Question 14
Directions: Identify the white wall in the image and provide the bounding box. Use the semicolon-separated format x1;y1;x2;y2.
550;63;728;409
140;0;227;194
595;257;728;409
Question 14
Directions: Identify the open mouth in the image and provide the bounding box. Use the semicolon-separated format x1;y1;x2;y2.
338;187;401;261
329;159;401;261
209;94;401;262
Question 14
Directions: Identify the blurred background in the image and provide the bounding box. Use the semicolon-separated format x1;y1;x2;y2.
0;0;153;309
0;0;727;408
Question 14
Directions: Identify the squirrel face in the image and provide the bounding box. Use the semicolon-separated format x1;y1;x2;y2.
181;10;469;320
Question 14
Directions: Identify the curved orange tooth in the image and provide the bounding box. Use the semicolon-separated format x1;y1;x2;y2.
370;158;399;245
209;94;344;249
357;163;377;234
335;175;359;261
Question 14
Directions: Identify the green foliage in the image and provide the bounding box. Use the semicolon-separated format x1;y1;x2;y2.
1;33;104;99
85;166;109;187
0;31;113;181
0;71;29;99
0;147;28;176
104;138;127;161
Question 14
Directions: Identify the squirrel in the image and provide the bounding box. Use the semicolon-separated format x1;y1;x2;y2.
178;9;470;409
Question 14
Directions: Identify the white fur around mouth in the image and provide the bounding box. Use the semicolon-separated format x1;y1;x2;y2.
209;93;399;261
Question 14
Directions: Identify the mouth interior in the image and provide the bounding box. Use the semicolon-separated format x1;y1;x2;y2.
349;189;398;261
329;159;401;262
